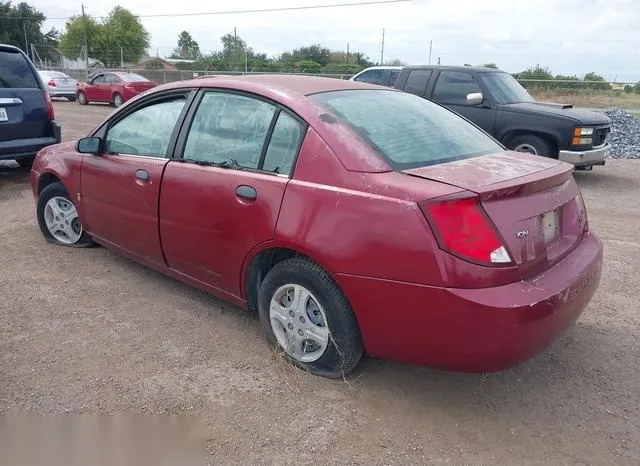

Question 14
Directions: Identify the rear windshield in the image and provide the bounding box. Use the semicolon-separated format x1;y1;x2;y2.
41;71;70;79
309;89;502;169
121;73;148;82
0;50;39;88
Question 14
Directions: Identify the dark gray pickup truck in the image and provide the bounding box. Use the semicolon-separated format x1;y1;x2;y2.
391;65;612;170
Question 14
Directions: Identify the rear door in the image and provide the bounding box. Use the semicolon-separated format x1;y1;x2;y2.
160;90;306;297
0;46;47;145
429;70;497;134
80;91;192;265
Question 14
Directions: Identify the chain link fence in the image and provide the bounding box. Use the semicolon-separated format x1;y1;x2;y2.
42;66;640;111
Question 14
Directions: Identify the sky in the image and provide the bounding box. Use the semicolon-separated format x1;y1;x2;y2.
30;0;640;82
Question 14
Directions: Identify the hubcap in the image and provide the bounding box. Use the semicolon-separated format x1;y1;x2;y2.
269;284;329;363
114;95;122;106
514;143;539;155
78;93;85;103
43;196;82;244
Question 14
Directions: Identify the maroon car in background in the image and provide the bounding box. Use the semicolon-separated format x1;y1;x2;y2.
75;71;157;107
30;75;603;378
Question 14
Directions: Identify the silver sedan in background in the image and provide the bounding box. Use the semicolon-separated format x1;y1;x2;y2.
38;70;78;101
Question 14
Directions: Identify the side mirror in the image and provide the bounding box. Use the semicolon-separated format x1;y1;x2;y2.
466;92;484;105
76;136;101;154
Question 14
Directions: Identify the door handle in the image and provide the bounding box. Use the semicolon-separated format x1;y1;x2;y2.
236;185;257;201
135;169;150;182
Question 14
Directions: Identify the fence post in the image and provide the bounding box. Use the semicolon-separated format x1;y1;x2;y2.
163;69;166;84
609;76;617;107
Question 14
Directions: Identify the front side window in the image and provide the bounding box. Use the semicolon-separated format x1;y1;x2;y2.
183;92;277;168
91;74;105;84
105;97;186;157
433;71;483;105
480;72;534;104
309;89;502;169
354;69;386;85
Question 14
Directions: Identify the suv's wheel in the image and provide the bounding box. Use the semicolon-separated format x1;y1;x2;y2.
77;91;88;105
17;157;34;168
36;182;94;247
67;96;76;102
258;257;363;378
508;134;556;158
112;93;123;107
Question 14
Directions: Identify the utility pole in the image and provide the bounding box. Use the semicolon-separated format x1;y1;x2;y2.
23;20;28;54
428;40;432;65
346;42;350;65
81;4;89;79
380;28;385;65
121;46;124;70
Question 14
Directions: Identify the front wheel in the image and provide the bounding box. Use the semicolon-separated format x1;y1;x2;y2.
258;257;363;378
36;182;94;247
77;91;88;105
508;134;556;158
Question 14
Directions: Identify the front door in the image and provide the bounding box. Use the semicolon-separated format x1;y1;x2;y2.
160;90;306;297
80;93;189;264
430;70;497;134
85;74;105;101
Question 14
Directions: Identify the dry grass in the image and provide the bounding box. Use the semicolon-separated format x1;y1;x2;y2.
531;90;640;110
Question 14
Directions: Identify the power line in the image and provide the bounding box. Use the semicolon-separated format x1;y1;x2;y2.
0;0;412;20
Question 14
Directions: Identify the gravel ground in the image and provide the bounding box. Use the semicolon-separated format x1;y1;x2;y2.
1;101;640;465
601;107;640;158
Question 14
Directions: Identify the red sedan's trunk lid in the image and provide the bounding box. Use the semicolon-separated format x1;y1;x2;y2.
404;151;587;279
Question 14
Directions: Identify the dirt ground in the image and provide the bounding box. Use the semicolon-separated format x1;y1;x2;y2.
1;101;639;465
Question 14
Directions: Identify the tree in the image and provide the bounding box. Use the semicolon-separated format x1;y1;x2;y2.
170;31;200;60
582;72;610;90
0;1;59;62
59;6;150;67
481;63;498;69
385;58;407;66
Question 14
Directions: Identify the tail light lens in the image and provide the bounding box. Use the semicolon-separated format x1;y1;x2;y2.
419;194;512;266
43;92;55;121
47;79;56;87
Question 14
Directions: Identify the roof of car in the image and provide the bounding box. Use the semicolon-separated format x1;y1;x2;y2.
403;65;505;73
179;73;385;96
0;43;23;53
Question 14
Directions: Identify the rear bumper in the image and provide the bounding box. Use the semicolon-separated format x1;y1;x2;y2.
558;144;610;166
48;91;75;98
334;231;603;372
0;122;61;160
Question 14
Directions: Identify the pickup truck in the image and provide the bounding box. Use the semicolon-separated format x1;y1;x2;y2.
391;65;612;170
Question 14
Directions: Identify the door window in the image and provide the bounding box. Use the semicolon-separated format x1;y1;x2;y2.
354;69;387;85
183;92;277;168
104;97;186;157
404;69;432;96
262;112;305;175
90;74;105;84
104;74;120;84
433;71;483;105
388;69;401;87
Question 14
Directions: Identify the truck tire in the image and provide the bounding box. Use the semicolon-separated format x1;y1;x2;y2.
508;134;556;158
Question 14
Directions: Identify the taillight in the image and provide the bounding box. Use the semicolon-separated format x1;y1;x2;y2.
419;193;512;266
43;92;55;121
47;79;56;87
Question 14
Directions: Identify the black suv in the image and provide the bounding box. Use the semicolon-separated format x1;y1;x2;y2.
0;44;61;168
393;65;611;170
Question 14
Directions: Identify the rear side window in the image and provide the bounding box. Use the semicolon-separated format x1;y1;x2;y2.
309;89;502;169
104;74;120;84
433;71;483;105
121;73;148;82
404;69;432;96
262;112;304;175
0;50;39;88
354;69;386;85
388;69;401;86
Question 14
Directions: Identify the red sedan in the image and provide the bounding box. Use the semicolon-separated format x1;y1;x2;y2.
30;75;602;378
75;71;157;107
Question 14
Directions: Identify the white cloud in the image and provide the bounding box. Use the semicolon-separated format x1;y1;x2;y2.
34;0;640;82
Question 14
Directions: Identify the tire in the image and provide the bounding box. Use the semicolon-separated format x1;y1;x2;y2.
258;257;363;378
16;157;34;168
77;91;88;105
36;182;94;248
508;134;556;158
112;93;123;108
67;96;76;102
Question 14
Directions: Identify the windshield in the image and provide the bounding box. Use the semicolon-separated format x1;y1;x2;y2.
309;90;502;169
121;73;148;82
480;72;534;104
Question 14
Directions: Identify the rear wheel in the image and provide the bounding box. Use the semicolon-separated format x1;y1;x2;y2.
112;93;123;107
36;182;94;247
67;96;76;102
258;257;363;378
77;91;88;105
508;134;556;158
